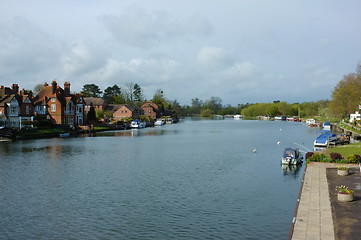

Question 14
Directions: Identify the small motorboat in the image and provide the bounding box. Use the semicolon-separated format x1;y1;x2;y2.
281;148;303;165
154;119;165;126
130;120;146;128
314;130;338;147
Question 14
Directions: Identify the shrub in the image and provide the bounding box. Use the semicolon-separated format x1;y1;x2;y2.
305;152;314;160
354;155;361;163
346;155;358;164
308;153;321;162
330;152;343;161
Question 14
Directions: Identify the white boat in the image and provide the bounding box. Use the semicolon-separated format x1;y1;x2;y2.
314;130;338;147
154;119;165;126
281;148;303;165
130;120;146;128
306;119;316;126
234;115;243;119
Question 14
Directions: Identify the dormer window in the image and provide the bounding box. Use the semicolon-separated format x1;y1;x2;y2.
51;97;56;102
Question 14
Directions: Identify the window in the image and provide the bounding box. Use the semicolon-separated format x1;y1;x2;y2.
26;106;29;114
51;104;56;112
51;97;56;102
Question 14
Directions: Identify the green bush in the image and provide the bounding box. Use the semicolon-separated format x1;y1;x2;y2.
347;154;358;164
308;153;321;162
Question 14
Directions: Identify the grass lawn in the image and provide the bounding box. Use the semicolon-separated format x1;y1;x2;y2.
326;142;361;157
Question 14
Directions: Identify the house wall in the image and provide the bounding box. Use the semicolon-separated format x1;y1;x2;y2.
47;96;63;124
113;106;133;120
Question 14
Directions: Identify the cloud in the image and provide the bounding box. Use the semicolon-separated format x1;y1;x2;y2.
98;5;214;48
61;41;109;76
0;17;61;80
197;47;233;69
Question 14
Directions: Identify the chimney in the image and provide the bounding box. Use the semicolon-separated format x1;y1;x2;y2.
12;84;19;93
20;88;26;95
52;81;57;94
64;82;70;97
44;82;48;87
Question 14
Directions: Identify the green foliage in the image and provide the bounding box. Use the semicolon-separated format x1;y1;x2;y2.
103;85;121;103
328;63;361;119
266;104;279;117
80;84;102;97
200;108;213;117
346;154;358;164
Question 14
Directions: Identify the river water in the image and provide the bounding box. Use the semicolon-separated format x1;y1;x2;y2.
0;119;317;239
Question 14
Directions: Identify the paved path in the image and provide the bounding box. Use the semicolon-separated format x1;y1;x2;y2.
292;163;335;240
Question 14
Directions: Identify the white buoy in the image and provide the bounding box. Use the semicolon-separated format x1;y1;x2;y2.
253;148;256;153
280;128;282;131
277;141;281;145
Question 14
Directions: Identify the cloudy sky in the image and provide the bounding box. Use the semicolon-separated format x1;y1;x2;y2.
1;0;360;105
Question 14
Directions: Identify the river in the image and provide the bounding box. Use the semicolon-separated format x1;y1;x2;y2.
0;119;317;239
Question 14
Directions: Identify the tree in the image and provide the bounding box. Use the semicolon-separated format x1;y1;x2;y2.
103;84;121;103
191;98;203;115
203;96;222;113
153;89;166;113
33;83;44;95
329;63;361;119
80;84;102;97
86;106;96;122
125;82;135;102
113;93;126;104
133;83;143;103
266;104;279;117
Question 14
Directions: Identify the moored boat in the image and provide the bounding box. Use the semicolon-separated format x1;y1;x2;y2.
281;148;303;165
154;119;165;126
130;120;146;128
233;114;243;119
314;130;338;147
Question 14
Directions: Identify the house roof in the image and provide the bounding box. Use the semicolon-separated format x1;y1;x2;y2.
0;94;21;106
33;85;66;105
84;97;106;106
107;104;123;113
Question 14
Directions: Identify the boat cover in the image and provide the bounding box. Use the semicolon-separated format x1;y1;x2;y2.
315;131;336;143
283;148;298;158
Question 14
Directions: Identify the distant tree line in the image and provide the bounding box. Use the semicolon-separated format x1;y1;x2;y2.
240;101;329;118
28;61;360;120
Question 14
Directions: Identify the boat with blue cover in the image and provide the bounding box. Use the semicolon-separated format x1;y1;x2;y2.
313;130;338;147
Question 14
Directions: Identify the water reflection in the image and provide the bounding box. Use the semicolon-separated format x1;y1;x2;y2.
282;164;302;177
0;138;84;160
80;128;180;138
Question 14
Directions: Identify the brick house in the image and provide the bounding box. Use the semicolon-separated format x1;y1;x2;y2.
113;105;144;121
141;101;160;120
84;97;108;115
33;81;85;126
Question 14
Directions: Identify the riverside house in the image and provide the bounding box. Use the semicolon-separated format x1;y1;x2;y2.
33;81;86;126
0;84;34;128
113;105;144;121
141;101;161;120
84;97;108;115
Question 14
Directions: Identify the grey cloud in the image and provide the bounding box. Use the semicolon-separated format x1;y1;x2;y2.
98;5;214;48
0;17;61;81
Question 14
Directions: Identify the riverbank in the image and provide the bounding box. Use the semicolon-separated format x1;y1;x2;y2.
290;162;361;240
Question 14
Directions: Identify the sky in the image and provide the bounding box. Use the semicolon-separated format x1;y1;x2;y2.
0;0;360;106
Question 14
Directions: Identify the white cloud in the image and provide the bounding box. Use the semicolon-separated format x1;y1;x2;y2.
197;47;233;69
98;5;214;49
62;41;108;76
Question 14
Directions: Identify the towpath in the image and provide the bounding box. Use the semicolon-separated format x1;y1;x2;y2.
291;162;361;240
